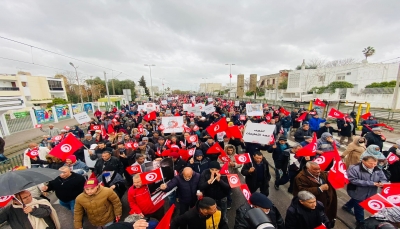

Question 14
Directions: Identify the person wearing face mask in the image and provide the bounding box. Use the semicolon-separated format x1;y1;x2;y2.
170;197;229;229
234;192;285;229
341;136;367;168
342;156;387;227
159;167;200;217
97;165;127;199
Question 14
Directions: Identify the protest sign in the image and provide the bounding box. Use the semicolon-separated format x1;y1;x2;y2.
243;123;275;143
186;106;201;116
84;150;97;168
161;100;168;105
235;101;239;106
144;103;156;112
208;98;213;102
203;104;216;114
162;116;184;133
195;103;204;111
74;112;91;124
246;104;263;116
137;105;145;111
182;104;192;111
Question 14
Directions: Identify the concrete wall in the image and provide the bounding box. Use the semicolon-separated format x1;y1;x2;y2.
237;74;244;98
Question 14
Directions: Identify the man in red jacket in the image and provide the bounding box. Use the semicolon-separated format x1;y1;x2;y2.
127;174;165;221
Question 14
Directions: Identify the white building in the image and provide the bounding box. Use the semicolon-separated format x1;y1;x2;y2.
199;83;222;94
284;62;400;108
149;86;159;95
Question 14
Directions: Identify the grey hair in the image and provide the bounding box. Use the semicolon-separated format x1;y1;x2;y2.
292;143;302;149
306;161;319;168
298;191;316;201
132;174;141;180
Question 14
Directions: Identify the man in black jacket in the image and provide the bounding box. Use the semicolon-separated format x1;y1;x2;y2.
317;122;339;138
294;121;312;143
160;167;200;215
93;151;124;176
170;197;229;229
268;136;290;180
285;191;331;229
365;127;386;152
241;151;271;197
89;141;113;160
41;166;85;211
234;192;285;229
198;161;230;223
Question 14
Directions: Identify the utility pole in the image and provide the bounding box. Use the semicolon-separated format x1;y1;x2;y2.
144;64;155;98
112;71;116;95
104;71;111;111
90;76;94;100
69;62;83;104
391;63;400;110
225;64;235;98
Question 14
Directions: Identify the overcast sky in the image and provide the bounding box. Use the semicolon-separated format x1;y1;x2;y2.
0;0;399;91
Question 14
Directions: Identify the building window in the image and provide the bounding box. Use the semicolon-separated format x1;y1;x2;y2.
318;75;325;82
272;79;275;84
267;79;270;85
47;80;63;90
336;73;345;81
346;72;351;75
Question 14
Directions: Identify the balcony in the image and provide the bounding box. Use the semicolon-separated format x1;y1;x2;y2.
0;87;19;91
49;87;64;91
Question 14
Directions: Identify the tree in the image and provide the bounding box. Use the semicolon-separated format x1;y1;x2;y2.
362;46;375;60
365;81;397;88
138;76;150;96
325;58;357;67
278;79;288;89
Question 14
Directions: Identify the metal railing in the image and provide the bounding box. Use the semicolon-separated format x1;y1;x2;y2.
5;113;34;134
0;154;24;174
49;87;64;91
0;87;19;91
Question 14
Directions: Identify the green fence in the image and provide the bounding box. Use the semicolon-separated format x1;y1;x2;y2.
0;154;24;174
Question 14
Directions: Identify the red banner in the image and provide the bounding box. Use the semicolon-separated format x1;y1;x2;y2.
227;174;241;188
359;194;395;214
314;98;326;107
328;108;345;119
49;134;84;161
234;153;251;164
295;133;317;157
139;168;163;185
206;117;228;138
126;164;142;175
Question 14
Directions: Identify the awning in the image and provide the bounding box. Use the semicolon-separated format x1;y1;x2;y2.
98;97;121;102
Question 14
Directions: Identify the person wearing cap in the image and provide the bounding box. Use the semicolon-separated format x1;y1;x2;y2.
41;166;86;212
97;165;127;199
82;133;96;148
40;124;61;138
127;174;165;221
317;121;339;139
170;197;229;229
188;150;210;174
268;136;290;180
160;167;201;216
93;150;124;177
65;155;89;175
89;141;114;160
198;161;230;223
0;189;61;229
169;151;186;174
241;151;271;197
316;132;341;154
75;178;122;228
308;113;326;134
293;161;338;226
285;191;331;229
365;127;386;152
133;141;156;161
234;192;285;229
294;121;313;143
141;137;155;151
361;115;378;137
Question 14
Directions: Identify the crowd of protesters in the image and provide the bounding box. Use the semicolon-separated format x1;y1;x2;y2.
0;95;399;229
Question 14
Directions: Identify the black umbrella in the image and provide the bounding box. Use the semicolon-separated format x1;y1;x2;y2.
0;168;61;196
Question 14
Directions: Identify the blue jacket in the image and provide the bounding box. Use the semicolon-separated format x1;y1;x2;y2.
281;116;292;128
347;163;387;201
308;117;325;131
164;172;200;204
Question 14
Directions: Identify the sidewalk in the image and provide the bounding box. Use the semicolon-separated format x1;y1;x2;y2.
3;118;90;157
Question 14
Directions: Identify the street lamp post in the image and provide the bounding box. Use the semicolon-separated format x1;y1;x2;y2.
144;64;155;98
69;62;84;104
225;64;235;98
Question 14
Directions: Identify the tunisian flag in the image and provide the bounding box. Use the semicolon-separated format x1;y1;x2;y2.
234;153;252;164
206;142;225;155
227;174;241;188
314;98;326;107
206;117;228;138
49;134;84;161
0;195;13;207
279;107;290;116
361;112;372;120
126;164;142;175
240;184;252;203
227;126;243;139
155;204;175;229
313;151;336;171
295;133;317;157
220;162;230;175
26;149;40;159
359;194;395;214
140;168;163;185
143;111;157;122
327;143;348;189
381;183;400;206
328;108;345;119
387;152;400;165
296;112;308;122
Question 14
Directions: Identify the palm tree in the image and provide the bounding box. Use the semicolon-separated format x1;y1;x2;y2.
362;46;376;60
